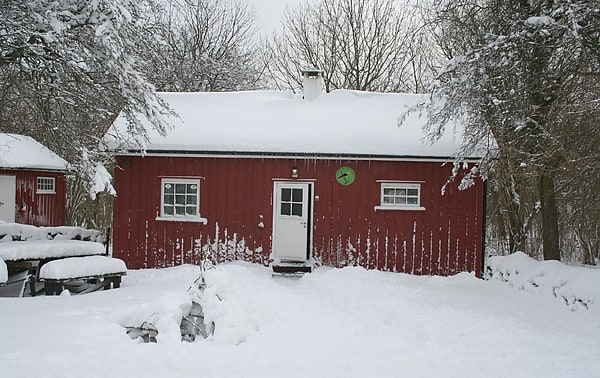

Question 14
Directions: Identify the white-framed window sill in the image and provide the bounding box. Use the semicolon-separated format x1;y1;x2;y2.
36;191;56;195
374;206;426;211
156;216;208;225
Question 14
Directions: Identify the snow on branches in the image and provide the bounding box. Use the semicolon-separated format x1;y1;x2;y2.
0;0;174;178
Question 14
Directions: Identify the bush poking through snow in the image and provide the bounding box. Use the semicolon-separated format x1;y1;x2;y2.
126;321;159;343
486;252;600;311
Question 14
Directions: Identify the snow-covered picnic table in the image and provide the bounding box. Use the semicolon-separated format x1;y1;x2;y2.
0;223;126;296
39;256;127;295
0;222;105;244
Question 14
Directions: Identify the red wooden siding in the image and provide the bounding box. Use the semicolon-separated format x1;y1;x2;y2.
1;169;67;226
112;156;484;277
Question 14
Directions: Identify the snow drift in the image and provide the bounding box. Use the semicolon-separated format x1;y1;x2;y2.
486;252;600;311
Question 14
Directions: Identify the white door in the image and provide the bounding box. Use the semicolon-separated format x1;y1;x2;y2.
272;182;312;262
0;175;16;222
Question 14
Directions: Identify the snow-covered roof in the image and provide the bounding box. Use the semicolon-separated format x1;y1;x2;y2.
106;90;474;159
0;133;69;171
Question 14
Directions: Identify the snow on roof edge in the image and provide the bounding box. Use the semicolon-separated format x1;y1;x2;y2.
117;149;483;163
0;133;69;171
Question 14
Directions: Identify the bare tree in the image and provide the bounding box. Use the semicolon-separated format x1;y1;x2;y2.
0;0;176;230
140;0;265;92
419;0;600;262
264;0;429;93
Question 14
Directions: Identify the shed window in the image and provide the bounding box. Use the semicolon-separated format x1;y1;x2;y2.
376;183;425;211
36;177;56;194
159;178;205;222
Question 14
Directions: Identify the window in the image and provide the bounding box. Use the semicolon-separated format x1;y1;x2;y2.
37;177;56;194
375;182;425;211
280;187;303;216
158;178;206;223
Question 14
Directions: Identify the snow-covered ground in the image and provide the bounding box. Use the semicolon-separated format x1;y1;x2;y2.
1;261;599;378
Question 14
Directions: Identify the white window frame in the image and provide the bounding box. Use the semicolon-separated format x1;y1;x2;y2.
374;182;426;211
36;177;56;194
156;178;207;224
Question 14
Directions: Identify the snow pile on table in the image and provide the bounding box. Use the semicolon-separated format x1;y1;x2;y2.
0;257;7;284
39;256;126;280
0;223;106;261
486;252;600;311
0;222;104;243
0;240;105;261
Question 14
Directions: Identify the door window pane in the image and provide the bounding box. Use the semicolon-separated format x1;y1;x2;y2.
292;203;302;216
292;188;303;202
280;186;304;217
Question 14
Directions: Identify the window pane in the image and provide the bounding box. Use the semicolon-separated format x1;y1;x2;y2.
37;177;55;192
281;203;291;215
281;188;291;202
292;188;303;203
381;184;421;207
162;180;201;218
292;203;302;216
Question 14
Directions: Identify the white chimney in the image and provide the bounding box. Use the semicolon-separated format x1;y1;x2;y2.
301;69;324;101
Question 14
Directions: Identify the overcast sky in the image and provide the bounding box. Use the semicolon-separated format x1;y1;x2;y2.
249;0;305;35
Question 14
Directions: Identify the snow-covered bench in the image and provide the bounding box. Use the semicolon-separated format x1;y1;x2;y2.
39;256;127;295
0;223;110;296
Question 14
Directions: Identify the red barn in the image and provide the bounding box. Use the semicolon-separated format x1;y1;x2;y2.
107;86;486;276
0;133;69;226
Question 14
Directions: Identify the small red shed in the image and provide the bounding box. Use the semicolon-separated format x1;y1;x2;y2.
107;88;486;276
0;133;69;226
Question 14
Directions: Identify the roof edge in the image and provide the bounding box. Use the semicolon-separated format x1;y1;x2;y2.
116;149;483;163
